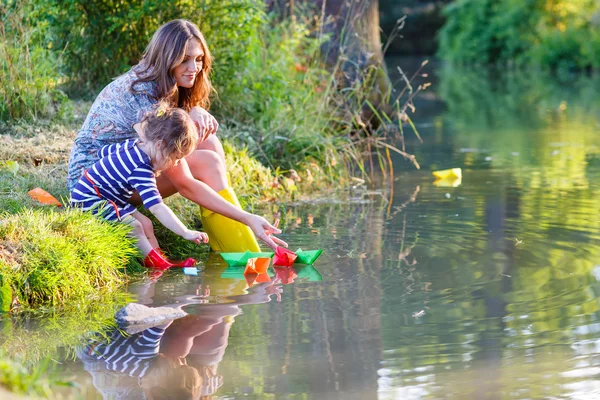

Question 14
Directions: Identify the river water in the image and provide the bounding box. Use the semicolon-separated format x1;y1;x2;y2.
8;61;600;399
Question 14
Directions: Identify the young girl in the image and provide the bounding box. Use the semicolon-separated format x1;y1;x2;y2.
70;103;208;269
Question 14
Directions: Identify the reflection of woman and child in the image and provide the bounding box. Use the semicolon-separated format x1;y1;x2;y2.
78;281;282;399
67;19;287;268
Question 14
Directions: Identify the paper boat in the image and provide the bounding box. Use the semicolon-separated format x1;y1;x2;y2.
220;250;274;267
273;246;297;267
432;168;462;181
243;257;270;275
294;265;323;281
294;249;323;265
28;187;62;206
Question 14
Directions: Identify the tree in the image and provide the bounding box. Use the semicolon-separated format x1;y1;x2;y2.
270;0;393;128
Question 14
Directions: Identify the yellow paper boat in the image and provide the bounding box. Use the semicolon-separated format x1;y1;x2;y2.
432;168;462;180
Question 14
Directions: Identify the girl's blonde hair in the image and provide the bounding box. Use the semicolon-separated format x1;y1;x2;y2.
140;356;202;400
133;19;214;111
141;101;198;172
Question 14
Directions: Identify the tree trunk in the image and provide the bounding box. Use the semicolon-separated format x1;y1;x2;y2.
269;0;392;129
319;0;391;96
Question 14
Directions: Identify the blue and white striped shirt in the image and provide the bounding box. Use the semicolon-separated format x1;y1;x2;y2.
70;139;162;220
84;326;166;378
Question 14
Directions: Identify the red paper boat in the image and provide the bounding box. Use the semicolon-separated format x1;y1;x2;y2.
274;266;298;284
273;246;297;267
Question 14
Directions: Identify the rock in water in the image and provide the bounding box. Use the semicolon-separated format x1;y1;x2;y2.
115;303;186;333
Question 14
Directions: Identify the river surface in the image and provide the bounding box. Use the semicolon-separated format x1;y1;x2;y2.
7;60;600;399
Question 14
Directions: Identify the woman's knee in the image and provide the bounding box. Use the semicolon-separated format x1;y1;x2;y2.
197;134;225;161
186;150;228;190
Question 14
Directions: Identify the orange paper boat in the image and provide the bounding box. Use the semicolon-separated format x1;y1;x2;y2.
244;257;270;275
28;187;62;206
245;272;272;288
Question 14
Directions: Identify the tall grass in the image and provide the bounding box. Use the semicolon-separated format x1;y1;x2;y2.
216;12;424;184
0;207;141;310
0;354;60;397
215;16;345;170
0;1;71;122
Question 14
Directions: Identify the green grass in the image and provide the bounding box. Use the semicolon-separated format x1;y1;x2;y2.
0;353;61;397
0;1;71;122
0;207;141;310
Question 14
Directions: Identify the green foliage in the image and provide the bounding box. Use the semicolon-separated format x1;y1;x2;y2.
0;1;71;122
0;208;141;309
215;15;349;171
438;0;600;70
0;299;123;395
38;0;264;89
1;302;122;363
0;354;59;397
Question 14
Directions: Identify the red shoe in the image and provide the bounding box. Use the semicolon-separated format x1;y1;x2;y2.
144;248;173;270
156;248;196;267
144;248;197;269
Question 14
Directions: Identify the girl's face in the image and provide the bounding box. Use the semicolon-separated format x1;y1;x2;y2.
173;39;204;89
152;143;180;172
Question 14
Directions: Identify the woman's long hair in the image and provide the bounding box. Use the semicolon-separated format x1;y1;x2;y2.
132;19;213;111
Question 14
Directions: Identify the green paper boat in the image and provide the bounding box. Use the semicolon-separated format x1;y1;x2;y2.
294;265;323;281
219;250;275;267
294;249;323;265
220;266;274;280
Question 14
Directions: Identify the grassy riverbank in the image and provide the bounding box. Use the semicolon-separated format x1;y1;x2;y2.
0;1;412;315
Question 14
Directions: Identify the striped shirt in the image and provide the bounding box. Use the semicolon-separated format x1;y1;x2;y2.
84;326;166;378
70;139;162;221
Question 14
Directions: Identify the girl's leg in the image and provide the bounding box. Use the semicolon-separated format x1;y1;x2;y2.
126;136;261;252
134;211;159;249
130;211;197;268
123;214;153;256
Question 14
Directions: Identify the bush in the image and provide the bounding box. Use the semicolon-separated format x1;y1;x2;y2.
0;1;70;122
0;208;140;309
437;0;600;70
215;16;345;169
38;0;264;90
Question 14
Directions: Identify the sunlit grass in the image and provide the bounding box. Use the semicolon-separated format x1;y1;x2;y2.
0;207;141;310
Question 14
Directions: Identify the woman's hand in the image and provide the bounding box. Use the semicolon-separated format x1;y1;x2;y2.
183;229;209;244
245;214;288;250
189;107;219;142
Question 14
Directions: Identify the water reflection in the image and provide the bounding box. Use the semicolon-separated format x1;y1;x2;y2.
377;63;600;398
10;64;600;399
78;278;284;399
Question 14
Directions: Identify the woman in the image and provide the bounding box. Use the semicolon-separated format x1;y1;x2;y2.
68;19;285;251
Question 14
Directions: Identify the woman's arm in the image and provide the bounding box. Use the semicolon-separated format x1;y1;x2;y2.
164;159;286;249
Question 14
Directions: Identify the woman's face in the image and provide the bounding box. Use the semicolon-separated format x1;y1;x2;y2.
173;39;204;88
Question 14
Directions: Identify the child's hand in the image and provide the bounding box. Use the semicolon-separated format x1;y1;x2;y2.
183;230;209;244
